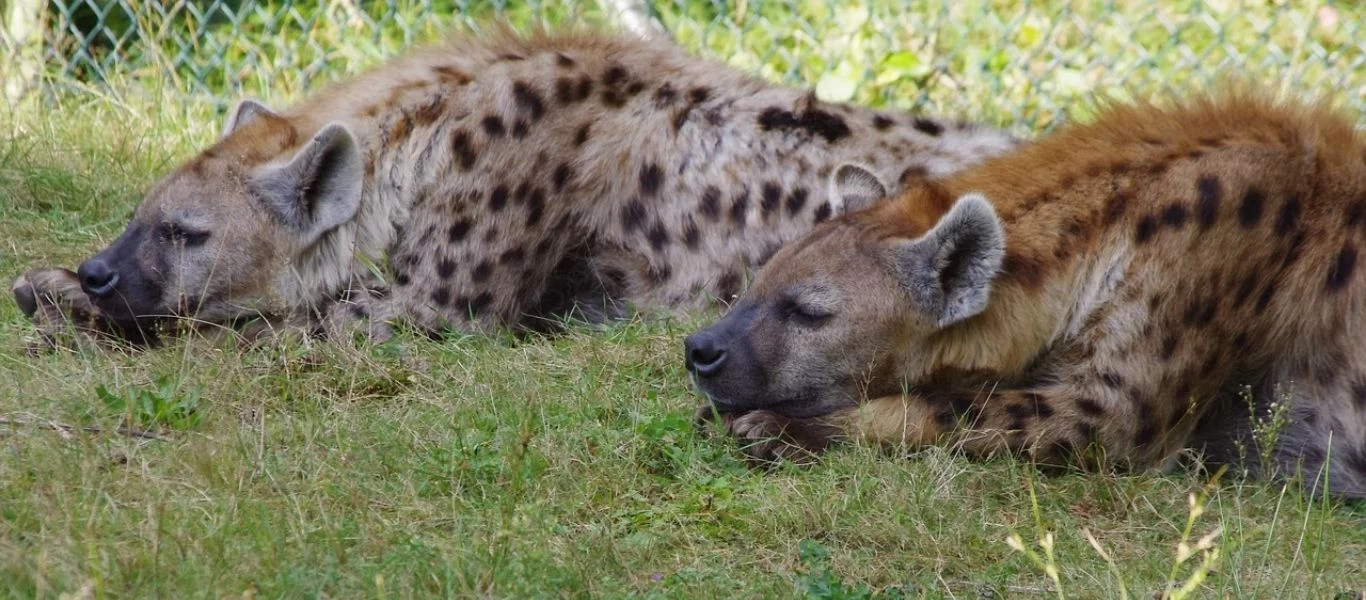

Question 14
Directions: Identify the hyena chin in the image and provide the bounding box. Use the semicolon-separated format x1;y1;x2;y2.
14;26;1020;349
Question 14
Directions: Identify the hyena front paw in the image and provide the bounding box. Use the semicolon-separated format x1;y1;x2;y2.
11;268;118;353
723;410;836;467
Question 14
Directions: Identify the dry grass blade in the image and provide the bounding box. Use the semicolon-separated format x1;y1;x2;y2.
0;414;172;441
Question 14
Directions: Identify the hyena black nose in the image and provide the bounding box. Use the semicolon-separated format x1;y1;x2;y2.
684;330;728;378
76;258;119;299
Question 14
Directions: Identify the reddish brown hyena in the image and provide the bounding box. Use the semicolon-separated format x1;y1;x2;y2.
13;27;1019;349
689;90;1366;501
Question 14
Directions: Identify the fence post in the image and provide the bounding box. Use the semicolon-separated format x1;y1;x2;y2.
2;0;44;102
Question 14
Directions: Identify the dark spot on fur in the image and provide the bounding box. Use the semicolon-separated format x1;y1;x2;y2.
603;65;627;86
1238;186;1265;228
556;53;575;67
873;115;894;130
499;247;525;265
688;87;710;103
431;287;451;307
1160;335;1179;361
512;81;545;121
1196;175;1221;228
1076;399;1104;417
555;77;577;105
654;83;677;108
756;107;852;143
1005;403;1029;420
447;219;472;243
534;238;554;257
1233;273;1257;308
552;163;573;192
671;106;694;131
1281;232;1306;268
717;270;743;300
466;292;493;316
1347;200;1366;229
488;185;509;212
622;198;647;231
681;217;701;249
437;258;457;280
1026;393;1054;419
1134;424;1158;448
647;222;670;252
472;260;493;283
513;182;530;204
1276;195;1301;236
785;187;809;216
699;186;722;221
648;263;672;284
912;118;943;136
1254;284;1275;313
1352;382;1366;409
814;202;832;223
1326;243;1358;292
1161;203;1188;228
512;120;529;138
1099;371;1124;389
432;65;471;85
640;163;664;196
1002;251;1045;288
1135;215;1158;243
481;115;505;137
1199;354;1221;377
729;191;749;228
574;123;591;147
413;95;445;126
525;188;545;227
760;182;782;215
451;130;477;170
1103;190;1129;225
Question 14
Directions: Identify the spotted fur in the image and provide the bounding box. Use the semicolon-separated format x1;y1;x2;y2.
691;89;1366;501
14;26;1019;345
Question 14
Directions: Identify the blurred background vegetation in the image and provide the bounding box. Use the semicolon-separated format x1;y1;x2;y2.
1;0;1363;133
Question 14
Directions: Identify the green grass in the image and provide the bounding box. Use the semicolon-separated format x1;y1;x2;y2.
4;3;1366;597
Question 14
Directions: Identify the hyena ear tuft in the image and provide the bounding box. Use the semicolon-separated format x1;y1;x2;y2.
829;163;888;214
891;192;1005;327
251;123;364;245
223;99;279;137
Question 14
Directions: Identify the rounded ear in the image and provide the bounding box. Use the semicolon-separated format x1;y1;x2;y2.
223;99;279;138
828;163;889;214
250;123;364;246
890;192;1005;327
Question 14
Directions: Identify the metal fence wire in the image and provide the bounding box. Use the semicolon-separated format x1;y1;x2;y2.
1;0;1364;132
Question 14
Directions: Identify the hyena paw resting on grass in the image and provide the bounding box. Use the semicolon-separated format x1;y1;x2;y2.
12;26;1020;350
688;89;1366;501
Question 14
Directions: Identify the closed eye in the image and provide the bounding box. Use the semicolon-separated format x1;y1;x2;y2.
160;222;210;248
781;298;832;326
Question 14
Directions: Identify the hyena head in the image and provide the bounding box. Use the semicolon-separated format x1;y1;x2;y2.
684;164;1007;418
75;100;364;325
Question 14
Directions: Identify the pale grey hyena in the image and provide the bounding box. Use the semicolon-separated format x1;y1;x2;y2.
13;26;1020;348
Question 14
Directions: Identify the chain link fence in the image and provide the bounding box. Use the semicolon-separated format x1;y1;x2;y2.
2;0;1364;132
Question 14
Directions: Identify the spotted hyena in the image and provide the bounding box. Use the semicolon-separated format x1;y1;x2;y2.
687;90;1366;500
12;27;1019;348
